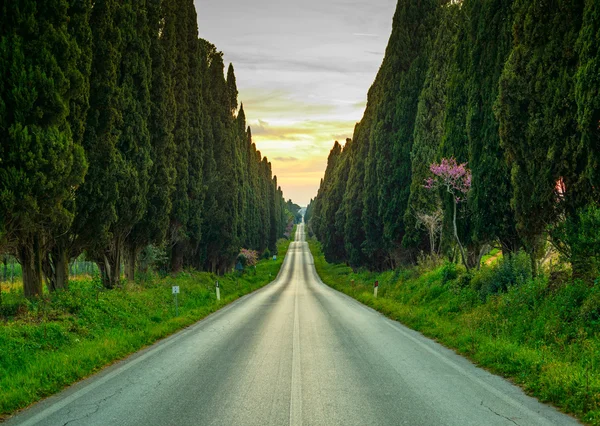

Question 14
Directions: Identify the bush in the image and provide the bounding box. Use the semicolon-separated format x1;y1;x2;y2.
474;251;532;299
262;249;271;260
441;261;458;284
457;271;472;288
550;203;600;282
238;249;259;267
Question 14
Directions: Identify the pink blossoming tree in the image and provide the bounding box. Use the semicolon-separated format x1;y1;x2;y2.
425;158;472;271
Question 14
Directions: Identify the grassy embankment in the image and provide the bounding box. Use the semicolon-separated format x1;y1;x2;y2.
308;238;599;425
0;231;294;418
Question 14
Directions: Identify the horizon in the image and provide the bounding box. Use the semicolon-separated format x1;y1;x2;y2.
196;0;397;206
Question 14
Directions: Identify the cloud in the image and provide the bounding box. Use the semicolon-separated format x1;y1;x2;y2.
274;156;299;162
195;0;398;204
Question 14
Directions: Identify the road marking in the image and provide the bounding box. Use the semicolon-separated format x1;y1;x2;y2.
289;265;303;426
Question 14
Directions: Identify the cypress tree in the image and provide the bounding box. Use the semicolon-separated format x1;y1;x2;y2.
466;0;520;256
90;0;153;287
43;0;93;292
203;48;239;272
343;113;373;268
575;0;600;197
319;141;348;263
0;0;87;297
439;6;476;266
497;0;584;272
185;14;205;269
72;0;122;282
125;0;177;276
404;3;459;252
169;0;192;272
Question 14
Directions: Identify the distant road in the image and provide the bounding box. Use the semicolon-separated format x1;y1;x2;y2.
5;224;579;426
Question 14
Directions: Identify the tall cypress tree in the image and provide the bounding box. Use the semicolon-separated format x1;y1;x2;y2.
466;0;520;255
169;0;191;272
0;0;87;297
43;0;93;292
319;141;347;263
497;0;584;272
72;0;122;283
95;0;152;287
404;3;459;251
125;0;177;277
185;11;205;269
439;6;476;265
203;48;239;272
575;0;600;198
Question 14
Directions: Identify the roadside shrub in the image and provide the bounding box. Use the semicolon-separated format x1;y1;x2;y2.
474;251;532;299
417;253;443;274
262;249;271;260
457;271;472;288
238;249;259;267
549;203;600;282
441;261;457;284
138;245;169;278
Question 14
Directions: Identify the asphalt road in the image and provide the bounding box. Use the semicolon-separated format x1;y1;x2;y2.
6;224;580;426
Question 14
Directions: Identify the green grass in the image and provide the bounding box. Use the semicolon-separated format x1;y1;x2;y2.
0;233;294;418
308;238;600;425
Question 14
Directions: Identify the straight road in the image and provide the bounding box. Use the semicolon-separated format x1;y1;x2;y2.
5;224;579;426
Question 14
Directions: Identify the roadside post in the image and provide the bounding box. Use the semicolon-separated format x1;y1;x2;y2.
172;285;180;316
216;281;220;301
374;280;379;298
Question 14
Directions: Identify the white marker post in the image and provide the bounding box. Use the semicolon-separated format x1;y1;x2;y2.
374;280;379;298
172;286;180;316
216;281;220;301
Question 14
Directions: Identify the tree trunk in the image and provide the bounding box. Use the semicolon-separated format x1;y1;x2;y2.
453;200;469;272
19;235;43;298
123;243;137;282
171;242;184;274
43;244;70;292
98;241;122;289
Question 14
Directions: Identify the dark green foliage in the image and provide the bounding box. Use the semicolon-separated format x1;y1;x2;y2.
463;0;519;254
311;0;599;282
342;122;370;268
496;0;585;264
1;0;291;296
102;0;153;287
549;203;600;281
404;4;459;250
168;0;192;272
310;141;349;263
126;0;177;275
471;251;532;299
575;0;600;197
441;261;457;284
0;0;88;297
73;0;122;267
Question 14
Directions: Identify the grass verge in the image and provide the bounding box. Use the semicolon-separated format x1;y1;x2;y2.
308;238;599;425
0;233;294;418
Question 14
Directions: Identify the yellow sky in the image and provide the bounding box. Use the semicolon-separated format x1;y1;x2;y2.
196;0;397;205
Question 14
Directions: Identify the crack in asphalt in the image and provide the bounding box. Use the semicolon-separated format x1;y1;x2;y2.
481;400;520;425
61;387;124;426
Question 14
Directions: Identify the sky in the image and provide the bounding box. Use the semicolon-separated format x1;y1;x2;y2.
196;0;397;206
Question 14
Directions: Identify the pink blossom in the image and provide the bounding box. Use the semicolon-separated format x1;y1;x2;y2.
424;157;472;202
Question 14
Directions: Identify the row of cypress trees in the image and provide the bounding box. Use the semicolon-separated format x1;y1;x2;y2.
307;0;599;277
0;0;290;298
